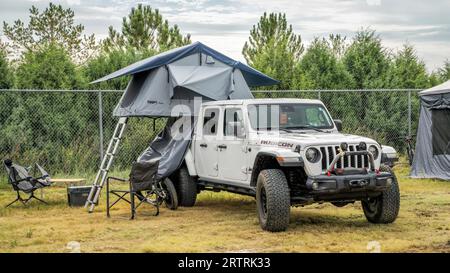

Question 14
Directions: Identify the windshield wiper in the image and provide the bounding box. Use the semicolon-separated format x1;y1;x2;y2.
278;128;294;133
257;128;294;133
284;125;329;133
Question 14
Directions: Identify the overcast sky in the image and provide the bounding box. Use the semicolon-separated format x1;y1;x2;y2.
1;0;449;72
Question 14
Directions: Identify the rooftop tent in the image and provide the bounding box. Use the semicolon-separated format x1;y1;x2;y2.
93;41;278;117
410;80;450;180
92;42;279;180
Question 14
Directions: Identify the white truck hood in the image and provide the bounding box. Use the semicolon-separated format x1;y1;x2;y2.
250;131;378;149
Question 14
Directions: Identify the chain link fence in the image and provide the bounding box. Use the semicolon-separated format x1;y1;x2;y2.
0;89;420;176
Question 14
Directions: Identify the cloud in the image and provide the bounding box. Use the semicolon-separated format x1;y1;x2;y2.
1;0;450;71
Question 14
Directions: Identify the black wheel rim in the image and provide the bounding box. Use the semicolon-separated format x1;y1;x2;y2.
161;181;173;207
164;189;173;207
260;187;268;217
365;197;379;214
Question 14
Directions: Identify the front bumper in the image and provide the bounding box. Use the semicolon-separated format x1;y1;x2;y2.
306;171;393;194
302;148;393;200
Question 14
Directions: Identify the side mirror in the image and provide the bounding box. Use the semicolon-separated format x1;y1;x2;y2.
334;119;342;132
227;121;246;138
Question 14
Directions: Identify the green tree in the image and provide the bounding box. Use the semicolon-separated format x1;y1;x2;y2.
84;49;141;90
1;43;97;173
376;44;429;144
0;43;16;143
0;43;14;89
343;29;391;89
103;4;191;54
342;29;391;125
328;34;348;59
16;43;85;89
427;61;450;86
389;44;429;89
3;2;96;64
243;12;303;89
294;37;354;120
295;38;353;90
438;60;450;81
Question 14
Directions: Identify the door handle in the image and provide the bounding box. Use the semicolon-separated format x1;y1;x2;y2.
218;144;227;150
200;143;208;148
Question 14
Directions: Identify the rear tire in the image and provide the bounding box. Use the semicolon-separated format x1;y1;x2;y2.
362;165;400;223
256;169;290;232
162;178;178;210
175;167;197;207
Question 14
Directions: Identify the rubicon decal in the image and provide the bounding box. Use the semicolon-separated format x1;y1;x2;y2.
260;140;294;148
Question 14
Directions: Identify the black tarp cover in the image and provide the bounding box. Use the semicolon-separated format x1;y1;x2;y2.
136;116;195;179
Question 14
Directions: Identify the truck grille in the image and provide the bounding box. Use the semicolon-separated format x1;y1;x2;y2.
319;144;370;170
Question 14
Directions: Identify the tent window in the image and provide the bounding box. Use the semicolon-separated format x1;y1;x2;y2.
431;109;450;155
203;108;219;135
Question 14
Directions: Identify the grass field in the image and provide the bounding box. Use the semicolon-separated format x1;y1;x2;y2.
0;164;449;253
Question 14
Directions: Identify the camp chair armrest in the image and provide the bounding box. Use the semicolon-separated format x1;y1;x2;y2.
13;177;31;184
107;177;129;183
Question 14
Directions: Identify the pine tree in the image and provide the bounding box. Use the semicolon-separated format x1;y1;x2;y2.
242;12;303;89
3;2;96;65
103;4;191;54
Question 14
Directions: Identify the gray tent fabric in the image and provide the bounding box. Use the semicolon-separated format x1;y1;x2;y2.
91;41;278;86
135;116;195;179
419;80;450;96
168;65;234;100
113;52;255;117
411;80;450;180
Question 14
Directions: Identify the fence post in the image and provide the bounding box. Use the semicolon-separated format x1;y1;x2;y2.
318;91;321;100
98;91;104;163
408;90;411;136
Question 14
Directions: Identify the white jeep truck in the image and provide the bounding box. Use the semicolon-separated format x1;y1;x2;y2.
173;98;400;232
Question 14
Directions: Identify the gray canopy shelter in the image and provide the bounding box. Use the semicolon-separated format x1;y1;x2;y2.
93;42;278;179
94;41;278;117
411;80;450;180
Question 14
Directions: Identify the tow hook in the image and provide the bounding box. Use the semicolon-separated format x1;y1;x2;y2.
349;179;369;188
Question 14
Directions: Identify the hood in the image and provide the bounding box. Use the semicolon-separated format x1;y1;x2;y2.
251;131;378;149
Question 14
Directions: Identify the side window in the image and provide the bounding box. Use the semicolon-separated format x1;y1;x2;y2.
224;108;244;137
203;108;219;135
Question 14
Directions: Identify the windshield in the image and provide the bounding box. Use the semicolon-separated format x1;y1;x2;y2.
247;103;334;131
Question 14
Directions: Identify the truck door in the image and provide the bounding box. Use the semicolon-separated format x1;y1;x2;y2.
218;107;248;182
194;107;220;178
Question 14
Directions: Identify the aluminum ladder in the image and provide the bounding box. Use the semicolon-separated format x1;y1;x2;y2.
85;117;128;212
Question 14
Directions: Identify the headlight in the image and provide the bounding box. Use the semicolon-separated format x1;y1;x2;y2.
368;145;379;159
305;148;320;163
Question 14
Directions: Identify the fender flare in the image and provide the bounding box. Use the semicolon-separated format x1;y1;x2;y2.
183;148;197;176
249;152;280;187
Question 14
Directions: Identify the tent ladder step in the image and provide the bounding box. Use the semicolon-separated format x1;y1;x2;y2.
85;117;128;213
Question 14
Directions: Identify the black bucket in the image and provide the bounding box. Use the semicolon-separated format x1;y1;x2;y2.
67;186;92;207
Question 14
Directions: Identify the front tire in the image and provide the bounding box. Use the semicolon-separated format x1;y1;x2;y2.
362;165;400;223
256;169;290;232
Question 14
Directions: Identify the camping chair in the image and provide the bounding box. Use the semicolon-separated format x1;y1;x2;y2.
3;159;52;208
106;159;178;219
